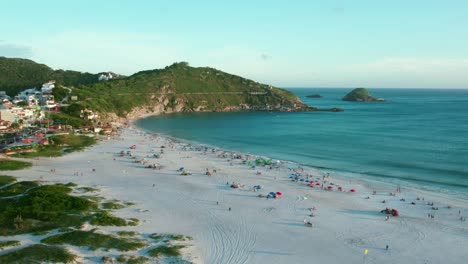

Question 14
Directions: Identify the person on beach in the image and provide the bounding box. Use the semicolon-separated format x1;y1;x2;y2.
229;207;231;211
386;245;389;250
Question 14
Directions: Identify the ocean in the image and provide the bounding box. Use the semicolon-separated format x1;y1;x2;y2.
136;88;468;199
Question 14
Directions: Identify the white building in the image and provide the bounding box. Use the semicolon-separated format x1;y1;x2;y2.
41;80;56;93
0;105;17;123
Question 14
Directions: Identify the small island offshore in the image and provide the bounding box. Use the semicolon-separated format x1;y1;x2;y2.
342;88;385;102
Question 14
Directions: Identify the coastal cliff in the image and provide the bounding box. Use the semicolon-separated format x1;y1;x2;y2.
342;88;385;102
70;62;342;122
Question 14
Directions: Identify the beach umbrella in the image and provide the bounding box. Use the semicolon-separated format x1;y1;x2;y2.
350;189;356;193
327;186;333;190
299;179;305;182
338;186;343;191
315;183;321;186
289;176;293;179
276;191;283;196
269;192;276;196
305;180;310;183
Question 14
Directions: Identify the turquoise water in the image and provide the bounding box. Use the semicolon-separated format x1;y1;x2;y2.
136;88;468;198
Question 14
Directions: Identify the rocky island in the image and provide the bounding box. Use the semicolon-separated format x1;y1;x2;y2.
342;88;385;102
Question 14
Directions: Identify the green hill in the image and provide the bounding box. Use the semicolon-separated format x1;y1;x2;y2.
0;58;331;120
0;57;101;96
71;62;312;117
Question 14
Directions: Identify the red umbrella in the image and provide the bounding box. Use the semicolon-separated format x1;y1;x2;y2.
315;183;321;186
276;191;283;196
327;186;333;189
350;189;356;193
338;186;343;191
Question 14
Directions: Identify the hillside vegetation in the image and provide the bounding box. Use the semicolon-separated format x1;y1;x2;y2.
0;57;101;96
1;58;315;118
71;62;308;117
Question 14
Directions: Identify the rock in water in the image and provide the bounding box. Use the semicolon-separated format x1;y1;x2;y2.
342;88;385;102
305;94;323;98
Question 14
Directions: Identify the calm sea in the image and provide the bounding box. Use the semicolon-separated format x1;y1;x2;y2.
136;88;468;198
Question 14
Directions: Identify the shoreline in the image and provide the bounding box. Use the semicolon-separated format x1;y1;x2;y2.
134;115;468;202
2;124;467;263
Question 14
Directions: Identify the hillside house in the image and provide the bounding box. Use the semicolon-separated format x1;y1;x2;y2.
0;105;18;123
80;109;98;120
41;80;56;93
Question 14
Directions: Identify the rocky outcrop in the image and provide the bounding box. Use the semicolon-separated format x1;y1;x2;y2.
305;94;323;98
342;88;385;102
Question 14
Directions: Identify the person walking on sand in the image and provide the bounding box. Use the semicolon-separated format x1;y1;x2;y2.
229;207;231;211
386;245;389;250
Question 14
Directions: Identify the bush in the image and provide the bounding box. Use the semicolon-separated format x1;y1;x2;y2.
0;244;76;263
0;160;32;170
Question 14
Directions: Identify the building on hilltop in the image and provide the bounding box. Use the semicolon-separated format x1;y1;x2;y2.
98;72;120;81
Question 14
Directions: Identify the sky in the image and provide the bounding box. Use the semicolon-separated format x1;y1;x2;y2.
1;0;467;88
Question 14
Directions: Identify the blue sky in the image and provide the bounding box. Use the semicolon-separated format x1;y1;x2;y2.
1;0;467;88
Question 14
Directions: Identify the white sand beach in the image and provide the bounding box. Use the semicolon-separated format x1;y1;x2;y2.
4;125;468;264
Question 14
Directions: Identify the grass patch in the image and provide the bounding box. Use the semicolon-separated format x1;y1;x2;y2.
64;182;78;187
32;230;52;236
0;175;16;187
117;255;149;264
0;181;39;197
149;233;192;242
0;240;20;250
102;201;125;210
166;234;192;241
76;186;99;193
0;160;32;170
12;134;96;158
89;211;128;226
149;233;164;241
128;218;139;226
0;244;76;263
0;183;97;235
148;245;185;257
42;229;147;251
117;231;139;237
